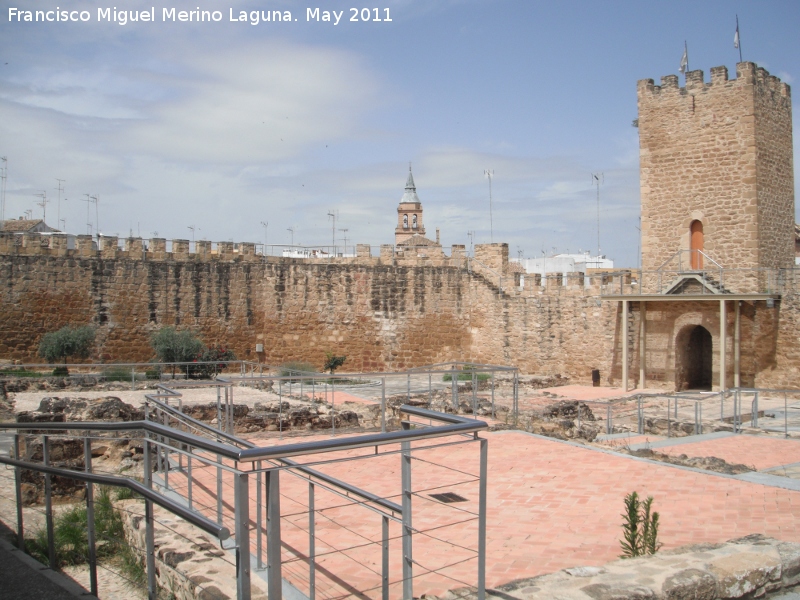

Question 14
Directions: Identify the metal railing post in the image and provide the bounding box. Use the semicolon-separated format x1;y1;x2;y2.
752;392;759;428
699;400;703;434
491;371;495;419
266;468;283;600
331;378;336;437
309;482;316;600
14;434;24;550
785;392;789;438
451;366;457;410
401;438;413;600
145;498;157;600
84;437;98;597
382;515;390;600
606;404;612;435
229;384;235;436
407;372;411;403
256;463;263;571
513;371;519;426
667;398;671;438
187;451;193;510
235;471;252;600
429;372;432;405
637;395;643;434
217;386;223;434
217;456;223;525
43;435;56;570
472;371;478;417
143;428;152;489
477;437;488;600
381;377;387;433
162;411;170;490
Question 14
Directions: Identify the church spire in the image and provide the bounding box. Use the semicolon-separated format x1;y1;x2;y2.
405;163;416;191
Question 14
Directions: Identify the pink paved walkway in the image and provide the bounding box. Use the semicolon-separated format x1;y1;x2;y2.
655;434;800;471
166;430;800;599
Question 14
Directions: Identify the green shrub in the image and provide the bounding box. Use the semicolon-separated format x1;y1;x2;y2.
150;327;204;373
442;365;491;382
52;366;69;377
145;367;161;380
38;325;96;373
103;367;134;382
189;346;237;379
323;352;347;374
620;491;661;558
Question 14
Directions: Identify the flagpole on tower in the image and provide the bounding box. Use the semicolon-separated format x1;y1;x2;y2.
734;15;743;63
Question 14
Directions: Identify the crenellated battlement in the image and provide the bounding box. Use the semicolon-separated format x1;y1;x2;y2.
637;62;791;100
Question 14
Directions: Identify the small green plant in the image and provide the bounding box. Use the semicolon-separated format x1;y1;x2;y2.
323;352;347;374
620;491;661;558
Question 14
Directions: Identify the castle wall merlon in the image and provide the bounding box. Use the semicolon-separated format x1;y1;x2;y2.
661;74;679;91
685;69;705;91
710;65;729;85
640;63;789;100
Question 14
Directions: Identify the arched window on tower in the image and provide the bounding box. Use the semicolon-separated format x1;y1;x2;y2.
690;220;704;270
412;214;418;229
403;214;408;229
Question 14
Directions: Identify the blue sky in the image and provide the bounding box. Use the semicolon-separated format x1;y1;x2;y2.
1;0;798;266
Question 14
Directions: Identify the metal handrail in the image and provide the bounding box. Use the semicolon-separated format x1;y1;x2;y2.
0;455;229;540
144;392;404;513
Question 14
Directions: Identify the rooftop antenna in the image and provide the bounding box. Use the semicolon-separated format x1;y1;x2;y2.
55;179;65;227
34;190;48;221
338;227;349;254
0;157;7;223
287;226;295;246
484;169;494;243
24;209;32;219
82;194;93;235
92;194;99;238
327;210;337;251
60;218;66;231
187;225;198;242
467;230;475;256
260;221;268;248
592;173;604;256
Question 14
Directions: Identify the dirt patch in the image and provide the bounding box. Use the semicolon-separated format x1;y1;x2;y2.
623;448;755;475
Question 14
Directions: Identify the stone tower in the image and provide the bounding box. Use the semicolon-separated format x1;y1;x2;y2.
637;62;794;291
395;166;426;245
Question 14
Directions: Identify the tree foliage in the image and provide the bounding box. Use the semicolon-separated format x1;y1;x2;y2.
189;345;237;379
323;352;347;374
38;325;96;367
150;327;205;364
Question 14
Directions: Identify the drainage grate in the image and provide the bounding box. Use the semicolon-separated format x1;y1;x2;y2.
429;492;468;504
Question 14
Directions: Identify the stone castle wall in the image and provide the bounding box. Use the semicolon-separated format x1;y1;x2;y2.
2;231;799;391
638;63;794;292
